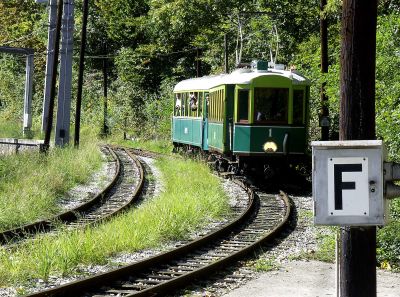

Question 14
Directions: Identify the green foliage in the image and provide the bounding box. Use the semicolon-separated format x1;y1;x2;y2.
377;221;400;270
95;0;148;43
375;13;400;161
0;55;25;120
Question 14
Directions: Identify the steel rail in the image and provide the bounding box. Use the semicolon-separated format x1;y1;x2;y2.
0;146;121;244
125;191;291;297
98;148;145;221
25;182;290;297
64;147;145;228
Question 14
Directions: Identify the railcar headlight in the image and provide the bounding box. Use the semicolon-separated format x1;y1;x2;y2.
263;141;278;152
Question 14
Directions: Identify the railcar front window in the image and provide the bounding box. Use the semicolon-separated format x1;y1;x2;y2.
254;88;288;124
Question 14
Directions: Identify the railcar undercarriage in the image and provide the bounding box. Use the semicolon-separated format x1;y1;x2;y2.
172;142;310;179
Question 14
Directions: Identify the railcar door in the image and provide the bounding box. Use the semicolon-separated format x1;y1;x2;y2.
202;92;209;151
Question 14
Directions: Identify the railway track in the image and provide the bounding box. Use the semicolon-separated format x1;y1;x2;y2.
25;180;291;297
0;146;144;244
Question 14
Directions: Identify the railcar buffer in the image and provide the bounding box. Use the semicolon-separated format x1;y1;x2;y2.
312;140;400;226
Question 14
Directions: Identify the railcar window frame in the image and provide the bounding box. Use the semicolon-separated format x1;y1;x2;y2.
209;88;225;122
292;89;305;125
237;89;250;123
253;87;289;124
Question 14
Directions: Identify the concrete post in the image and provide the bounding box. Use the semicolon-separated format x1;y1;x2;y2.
0;47;34;136
55;0;74;146
23;53;34;135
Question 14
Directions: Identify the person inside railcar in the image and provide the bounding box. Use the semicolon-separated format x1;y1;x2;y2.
175;94;182;115
189;93;198;111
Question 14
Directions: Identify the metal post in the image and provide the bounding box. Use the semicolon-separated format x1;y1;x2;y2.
320;0;329;141
43;0;63;151
23;53;34;136
74;0;89;148
338;1;378;296
224;33;229;74
55;0;74;146
42;0;57;133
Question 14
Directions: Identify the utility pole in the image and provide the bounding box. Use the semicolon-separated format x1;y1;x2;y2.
320;0;329;140
55;0;75;146
102;41;109;136
339;1;378;296
74;0;89;148
42;0;57;133
43;0;63;151
224;33;229;74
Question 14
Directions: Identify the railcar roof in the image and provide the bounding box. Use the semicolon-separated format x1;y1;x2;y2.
173;68;310;92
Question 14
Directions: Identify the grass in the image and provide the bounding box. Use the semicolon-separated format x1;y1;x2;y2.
110;137;173;154
252;257;280;272
0;130;103;231
289;208;336;263
0;156;231;287
0;116;41;139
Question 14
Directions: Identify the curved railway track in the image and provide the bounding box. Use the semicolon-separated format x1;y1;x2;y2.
25;180;291;297
0;146;144;244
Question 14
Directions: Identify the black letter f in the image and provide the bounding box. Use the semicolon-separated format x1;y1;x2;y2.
334;164;362;210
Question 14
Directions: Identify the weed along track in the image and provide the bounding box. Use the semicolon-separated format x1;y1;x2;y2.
0;146;145;244
25;179;291;297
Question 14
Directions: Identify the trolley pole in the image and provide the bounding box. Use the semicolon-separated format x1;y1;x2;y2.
320;0;329;141
338;1;377;296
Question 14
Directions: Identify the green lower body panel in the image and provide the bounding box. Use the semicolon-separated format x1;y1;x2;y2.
208;122;225;152
172;117;203;147
233;125;307;154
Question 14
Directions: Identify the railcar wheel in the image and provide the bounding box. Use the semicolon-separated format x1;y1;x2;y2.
263;164;275;179
218;159;228;172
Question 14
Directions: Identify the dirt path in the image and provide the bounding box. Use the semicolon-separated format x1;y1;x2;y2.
224;260;400;297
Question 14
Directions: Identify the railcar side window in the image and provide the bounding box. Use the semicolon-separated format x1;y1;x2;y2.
254;88;288;124
209;89;224;122
237;89;249;122
293;90;304;125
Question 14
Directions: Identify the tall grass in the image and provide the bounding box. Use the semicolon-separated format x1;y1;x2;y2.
0;132;102;231
0;157;230;286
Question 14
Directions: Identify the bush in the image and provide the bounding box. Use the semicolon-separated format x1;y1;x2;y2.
377;221;400;270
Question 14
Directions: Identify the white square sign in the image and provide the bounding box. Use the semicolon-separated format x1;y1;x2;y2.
327;157;369;216
312;140;387;226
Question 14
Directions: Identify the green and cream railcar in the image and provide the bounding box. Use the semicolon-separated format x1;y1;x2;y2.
172;61;310;173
